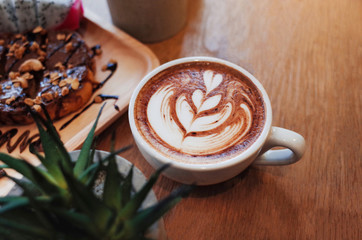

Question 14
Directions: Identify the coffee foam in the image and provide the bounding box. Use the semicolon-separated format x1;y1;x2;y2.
134;62;265;164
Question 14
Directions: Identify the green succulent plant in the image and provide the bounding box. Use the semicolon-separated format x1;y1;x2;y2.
0;105;192;240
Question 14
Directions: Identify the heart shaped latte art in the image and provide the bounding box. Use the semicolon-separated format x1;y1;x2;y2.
147;70;254;156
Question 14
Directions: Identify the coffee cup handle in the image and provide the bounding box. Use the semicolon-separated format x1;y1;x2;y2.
253;127;306;165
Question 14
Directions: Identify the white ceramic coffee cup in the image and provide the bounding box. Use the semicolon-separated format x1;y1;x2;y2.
129;57;306;185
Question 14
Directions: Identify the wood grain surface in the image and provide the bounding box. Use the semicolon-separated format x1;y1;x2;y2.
84;0;361;239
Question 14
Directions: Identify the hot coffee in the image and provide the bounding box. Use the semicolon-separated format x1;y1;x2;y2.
133;61;266;164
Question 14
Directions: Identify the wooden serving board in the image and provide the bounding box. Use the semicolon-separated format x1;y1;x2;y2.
0;10;160;196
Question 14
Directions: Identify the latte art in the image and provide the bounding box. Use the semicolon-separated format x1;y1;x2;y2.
135;62;265;163
147;70;253;155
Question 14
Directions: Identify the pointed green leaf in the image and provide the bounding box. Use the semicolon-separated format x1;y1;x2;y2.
0;155;62;197
102;151;122;211
0;153;37;183
74;104;105;177
61;163;114;232
117;185;193;239
0;197;29;213
28;143;46;163
37;104;72;162
7;167;68;201
79;146;131;187
118;164;170;220
79;161;101;185
0;226;34;240
28;106;73;185
120;165;134;208
48;207;98;237
0;217;52;239
106;165;134;237
32;120;69;187
130;185;193;232
97;145;132;166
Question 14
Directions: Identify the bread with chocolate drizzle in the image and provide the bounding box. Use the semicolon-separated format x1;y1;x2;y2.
0;26;97;125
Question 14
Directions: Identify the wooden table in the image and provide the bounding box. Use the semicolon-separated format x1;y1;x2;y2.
83;0;361;239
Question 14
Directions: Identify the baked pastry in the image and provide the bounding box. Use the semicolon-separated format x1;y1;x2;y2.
0;27;96;125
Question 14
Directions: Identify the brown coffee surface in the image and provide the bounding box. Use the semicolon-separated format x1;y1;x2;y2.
134;61;265;164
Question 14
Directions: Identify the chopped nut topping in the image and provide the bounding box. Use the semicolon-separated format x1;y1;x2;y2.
102;59;117;71
65;42;73;52
65;77;73;84
34;96;42;105
54;62;65;71
65;33;73;42
29;42;39;52
22;72;34;80
5;96;15;105
24;98;34;106
54;91;59;98
42;92;54;101
12;76;28;88
62;72;68;78
33;104;41;112
50;72;61;82
9;43;20;53
19;59;44;72
94;96;103;103
14;45;26;59
32;26;44;34
9;71;19;80
61;86;69;96
71;78;79;90
58;79;68;88
57;33;66;41
51;80;59;86
37;49;46;57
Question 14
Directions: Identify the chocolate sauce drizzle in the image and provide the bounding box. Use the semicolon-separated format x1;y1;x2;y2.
91;45;101;58
64;41;81;65
47;33;75;59
59;60;118;130
59;94;119;130
4;32;75;75
0;129;40;153
0;59;118;154
93;61;117;91
5;31;49;74
1;32;118;155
